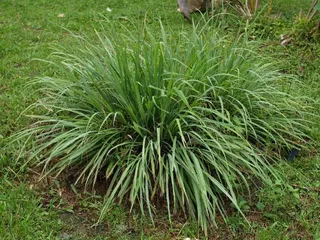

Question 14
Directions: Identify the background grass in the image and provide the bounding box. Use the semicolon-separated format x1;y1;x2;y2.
0;0;319;239
0;176;61;239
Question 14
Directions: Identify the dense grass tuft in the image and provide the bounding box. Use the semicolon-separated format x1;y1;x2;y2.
14;23;311;232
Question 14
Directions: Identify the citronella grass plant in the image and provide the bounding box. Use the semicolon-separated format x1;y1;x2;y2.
14;22;311;233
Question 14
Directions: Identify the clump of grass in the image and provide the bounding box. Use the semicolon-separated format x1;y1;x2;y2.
14;22;311;233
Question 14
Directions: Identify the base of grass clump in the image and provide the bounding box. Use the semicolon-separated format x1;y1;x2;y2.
14;21;311;233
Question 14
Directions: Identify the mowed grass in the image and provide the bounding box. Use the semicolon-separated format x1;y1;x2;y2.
0;175;61;239
0;0;319;239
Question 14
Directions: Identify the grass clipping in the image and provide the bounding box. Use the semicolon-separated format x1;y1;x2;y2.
16;24;311;232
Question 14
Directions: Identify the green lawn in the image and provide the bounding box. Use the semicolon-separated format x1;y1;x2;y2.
0;0;319;239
